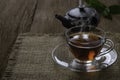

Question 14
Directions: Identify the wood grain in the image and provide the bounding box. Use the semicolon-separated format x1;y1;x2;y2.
0;0;37;77
30;0;78;34
0;0;120;78
30;0;120;34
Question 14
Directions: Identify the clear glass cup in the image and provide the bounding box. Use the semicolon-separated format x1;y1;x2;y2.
65;26;113;61
52;26;116;72
64;26;114;71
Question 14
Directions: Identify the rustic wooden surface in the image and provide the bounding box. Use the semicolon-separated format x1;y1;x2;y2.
0;0;120;79
30;0;120;33
0;0;37;77
30;0;78;33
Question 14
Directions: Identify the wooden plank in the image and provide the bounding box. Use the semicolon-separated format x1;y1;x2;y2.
0;0;37;78
30;0;120;34
30;0;78;34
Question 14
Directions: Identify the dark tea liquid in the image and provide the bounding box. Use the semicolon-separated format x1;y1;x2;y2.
68;32;104;61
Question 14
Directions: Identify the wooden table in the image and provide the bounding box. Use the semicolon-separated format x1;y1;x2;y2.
0;0;120;79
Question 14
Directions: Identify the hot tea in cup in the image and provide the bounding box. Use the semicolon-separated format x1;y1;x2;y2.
68;32;104;62
52;26;116;72
65;26;114;64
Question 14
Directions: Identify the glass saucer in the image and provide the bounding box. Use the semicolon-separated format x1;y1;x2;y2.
52;43;118;72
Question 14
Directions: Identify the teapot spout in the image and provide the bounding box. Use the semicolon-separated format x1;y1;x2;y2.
55;14;74;28
55;14;67;22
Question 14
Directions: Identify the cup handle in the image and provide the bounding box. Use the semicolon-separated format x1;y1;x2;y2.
97;39;114;57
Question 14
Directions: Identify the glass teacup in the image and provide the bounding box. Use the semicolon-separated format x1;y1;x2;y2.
65;26;114;71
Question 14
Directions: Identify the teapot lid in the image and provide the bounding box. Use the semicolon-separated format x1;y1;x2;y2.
65;6;97;20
